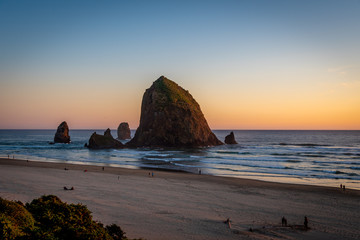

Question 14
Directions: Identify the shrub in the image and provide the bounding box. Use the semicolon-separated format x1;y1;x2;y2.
0;195;130;240
25;195;112;240
0;198;35;240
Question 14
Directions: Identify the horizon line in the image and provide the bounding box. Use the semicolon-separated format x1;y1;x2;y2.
0;129;359;131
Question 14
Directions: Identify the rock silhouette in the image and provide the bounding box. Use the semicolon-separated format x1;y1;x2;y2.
54;121;71;143
87;129;123;149
117;122;131;140
225;132;238;144
127;76;223;147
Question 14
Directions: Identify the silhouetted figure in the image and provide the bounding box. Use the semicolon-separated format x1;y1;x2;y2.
224;218;231;228
343;185;346;191
7;155;9;159
64;186;68;190
199;169;202;175
304;216;308;229
340;184;342;189
282;216;287;226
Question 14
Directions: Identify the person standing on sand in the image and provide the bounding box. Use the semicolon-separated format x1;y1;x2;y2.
224;218;231;228
304;216;308;229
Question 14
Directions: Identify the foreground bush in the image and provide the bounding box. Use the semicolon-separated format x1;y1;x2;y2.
0;195;130;240
0;198;34;239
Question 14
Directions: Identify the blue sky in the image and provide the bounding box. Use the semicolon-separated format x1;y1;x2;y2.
0;0;359;129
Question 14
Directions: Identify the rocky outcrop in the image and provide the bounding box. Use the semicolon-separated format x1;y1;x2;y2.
117;122;131;140
225;131;238;144
127;76;223;147
86;128;124;149
54;121;71;143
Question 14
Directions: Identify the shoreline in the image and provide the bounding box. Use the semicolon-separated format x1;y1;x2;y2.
1;157;359;239
1;157;359;194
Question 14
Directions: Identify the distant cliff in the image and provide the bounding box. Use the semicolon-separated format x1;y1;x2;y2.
127;76;223;147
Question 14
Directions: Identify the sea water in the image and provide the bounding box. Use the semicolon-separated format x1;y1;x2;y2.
0;130;359;189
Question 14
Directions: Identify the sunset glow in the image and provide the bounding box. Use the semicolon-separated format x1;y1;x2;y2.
0;1;359;130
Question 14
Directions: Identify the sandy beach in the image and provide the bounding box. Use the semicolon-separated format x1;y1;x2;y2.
0;158;359;240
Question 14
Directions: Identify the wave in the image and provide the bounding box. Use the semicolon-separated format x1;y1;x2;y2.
215;151;251;155
285;160;301;163
313;160;360;165
271;153;294;156
279;143;331;147
202;160;294;170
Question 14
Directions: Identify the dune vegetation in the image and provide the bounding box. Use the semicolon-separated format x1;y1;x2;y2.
0;195;137;240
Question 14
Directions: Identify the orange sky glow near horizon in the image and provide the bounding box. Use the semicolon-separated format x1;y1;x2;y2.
0;1;359;130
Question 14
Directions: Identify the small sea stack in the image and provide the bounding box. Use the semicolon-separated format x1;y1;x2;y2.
86;128;124;149
127;76;223;147
117;122;131;140
225;131;237;144
54;121;71;143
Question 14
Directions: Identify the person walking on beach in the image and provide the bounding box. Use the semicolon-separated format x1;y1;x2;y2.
304;216;308;229
282;216;287;226
224;218;231;228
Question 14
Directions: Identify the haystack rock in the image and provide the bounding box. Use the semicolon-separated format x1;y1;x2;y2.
225;131;238;144
54;121;71;143
117;122;131;140
127;76;223;147
87;128;124;149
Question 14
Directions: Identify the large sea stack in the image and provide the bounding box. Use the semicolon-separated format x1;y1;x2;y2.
54;121;71;143
127;76;223;147
117;122;131;140
87;129;123;149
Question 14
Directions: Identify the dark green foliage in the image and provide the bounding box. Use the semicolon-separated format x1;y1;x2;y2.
0;198;35;240
25;195;112;240
0;195;129;240
152;76;200;113
106;224;126;240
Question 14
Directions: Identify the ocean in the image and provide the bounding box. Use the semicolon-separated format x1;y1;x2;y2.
0;130;359;189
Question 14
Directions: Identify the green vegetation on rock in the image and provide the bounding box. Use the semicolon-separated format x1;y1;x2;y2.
152;76;200;113
128;75;223;147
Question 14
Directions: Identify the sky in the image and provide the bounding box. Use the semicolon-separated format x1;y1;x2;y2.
0;0;359;130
